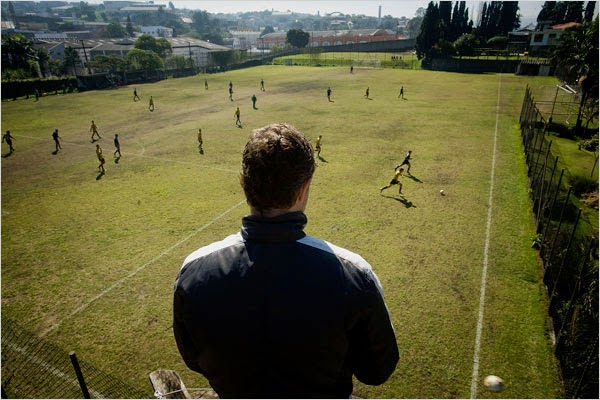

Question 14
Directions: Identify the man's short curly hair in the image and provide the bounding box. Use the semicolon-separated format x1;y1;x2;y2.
241;123;315;212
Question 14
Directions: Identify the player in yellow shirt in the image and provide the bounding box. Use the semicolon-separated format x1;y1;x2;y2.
380;167;404;194
90;120;101;142
96;144;105;172
235;107;242;127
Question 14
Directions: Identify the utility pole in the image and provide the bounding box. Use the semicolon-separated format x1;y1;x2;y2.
80;40;91;74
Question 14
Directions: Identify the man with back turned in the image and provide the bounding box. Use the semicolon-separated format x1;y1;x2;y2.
173;122;399;398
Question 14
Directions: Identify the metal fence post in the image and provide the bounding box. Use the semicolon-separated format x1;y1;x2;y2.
549;208;582;306
69;352;91;399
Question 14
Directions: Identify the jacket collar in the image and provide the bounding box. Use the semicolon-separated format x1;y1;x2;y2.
241;212;307;243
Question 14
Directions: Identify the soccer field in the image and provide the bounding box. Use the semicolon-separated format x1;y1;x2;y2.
1;66;562;398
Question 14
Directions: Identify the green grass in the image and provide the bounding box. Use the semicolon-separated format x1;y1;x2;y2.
272;51;421;68
2;66;562;398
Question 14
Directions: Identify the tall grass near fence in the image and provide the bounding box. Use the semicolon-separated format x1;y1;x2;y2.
1;318;148;398
519;86;599;399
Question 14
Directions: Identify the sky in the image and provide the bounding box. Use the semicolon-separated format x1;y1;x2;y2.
168;0;548;26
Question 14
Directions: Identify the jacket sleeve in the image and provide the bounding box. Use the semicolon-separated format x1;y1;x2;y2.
173;282;204;375
349;269;399;385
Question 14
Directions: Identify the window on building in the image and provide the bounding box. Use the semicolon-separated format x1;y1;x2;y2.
534;34;544;42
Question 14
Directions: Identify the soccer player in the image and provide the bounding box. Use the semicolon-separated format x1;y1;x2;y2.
398;86;404;99
400;150;412;174
52;129;62;152
350;65;354;73
205;79;208;90
251;94;257;109
235;107;242;127
327;87;332;102
113;134;121;157
364;87;370;99
90;120;101;142
96;144;105;172
229;86;234;101
197;128;204;154
3;130;15;154
380;166;404;194
315;135;322;156
260;78;265;91
133;88;140;101
149;96;155;111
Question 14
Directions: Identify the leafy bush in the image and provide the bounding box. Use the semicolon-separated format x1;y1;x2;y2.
569;174;598;197
580;133;599;152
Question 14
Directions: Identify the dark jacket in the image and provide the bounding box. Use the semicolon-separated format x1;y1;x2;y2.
173;212;399;398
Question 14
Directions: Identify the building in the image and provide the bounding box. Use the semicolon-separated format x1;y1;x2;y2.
141;26;174;38
529;21;580;51
229;31;262;50
261;29;403;49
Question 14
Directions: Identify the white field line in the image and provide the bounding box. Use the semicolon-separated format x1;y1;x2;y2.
39;199;246;338
470;74;502;398
6;342;105;398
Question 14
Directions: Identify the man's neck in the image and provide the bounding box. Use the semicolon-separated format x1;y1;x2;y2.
250;207;301;219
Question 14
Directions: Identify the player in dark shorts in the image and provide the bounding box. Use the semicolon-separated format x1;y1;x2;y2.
113;134;121;157
3;130;15;154
380;167;404;194
327;87;332;101
315;135;322;156
52;129;62;152
400;150;412;174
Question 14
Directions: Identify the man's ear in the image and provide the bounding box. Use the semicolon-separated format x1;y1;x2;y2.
298;179;312;202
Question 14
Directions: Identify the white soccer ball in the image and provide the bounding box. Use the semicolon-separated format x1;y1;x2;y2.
440;189;445;195
483;375;505;392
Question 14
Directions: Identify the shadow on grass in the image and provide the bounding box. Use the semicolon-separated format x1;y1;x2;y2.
381;194;416;208
406;174;422;183
318;155;328;163
2;152;13;158
96;171;105;180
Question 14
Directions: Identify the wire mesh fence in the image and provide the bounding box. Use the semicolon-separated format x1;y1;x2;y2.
519;86;598;399
1;318;149;398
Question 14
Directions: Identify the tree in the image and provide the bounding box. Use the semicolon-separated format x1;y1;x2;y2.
126;15;134;36
551;17;599;135
106;22;126;38
286;28;309;48
584;1;596;22
134;34;172;59
125;48;164;72
8;1;19;29
165;55;193;70
36;47;50;77
415;1;440;60
260;25;275;37
63;46;81;75
454;33;479;56
565;1;585;23
406;16;423;38
439;1;452;40
1;33;36;71
79;1;96;21
90;54;127;74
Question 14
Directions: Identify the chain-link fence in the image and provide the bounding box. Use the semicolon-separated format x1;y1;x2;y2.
1;318;149;398
519;86;598;399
